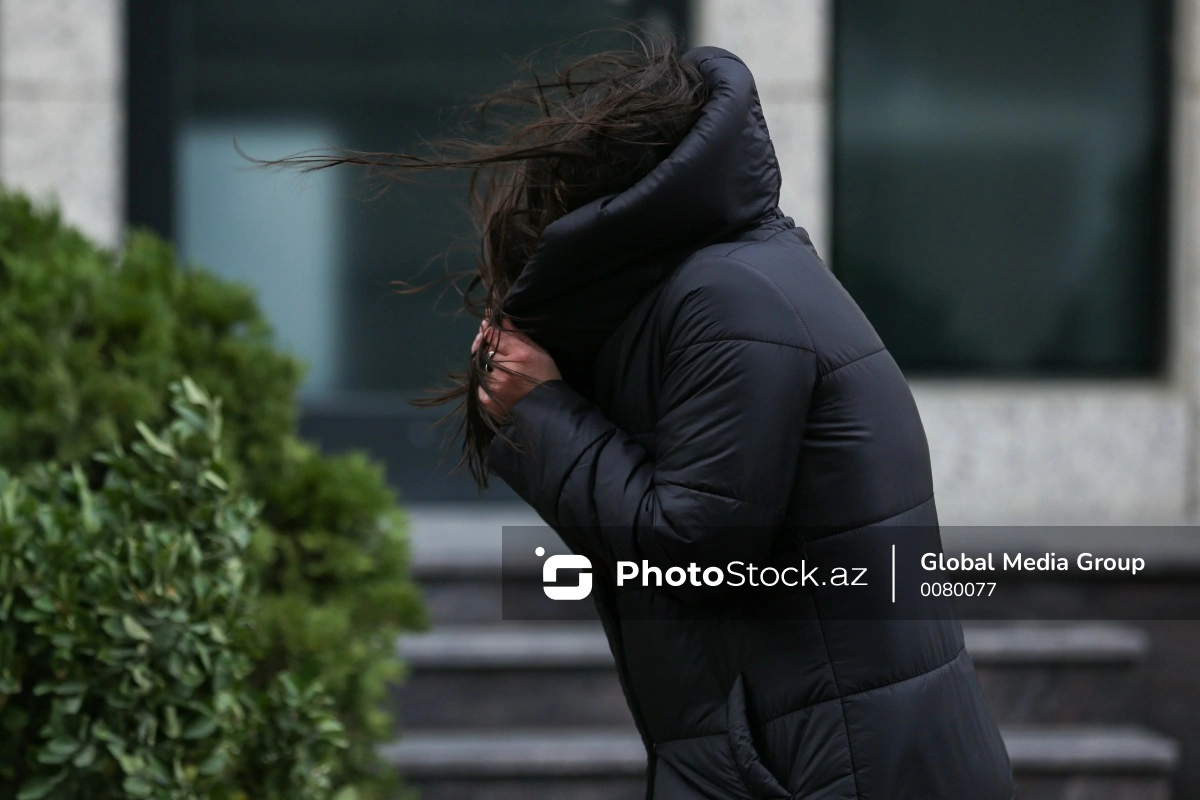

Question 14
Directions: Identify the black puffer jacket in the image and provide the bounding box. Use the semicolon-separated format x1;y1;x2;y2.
489;47;1014;800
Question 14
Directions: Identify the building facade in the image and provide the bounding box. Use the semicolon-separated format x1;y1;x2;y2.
1;0;1198;525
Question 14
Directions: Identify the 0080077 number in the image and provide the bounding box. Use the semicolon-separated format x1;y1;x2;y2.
920;582;996;597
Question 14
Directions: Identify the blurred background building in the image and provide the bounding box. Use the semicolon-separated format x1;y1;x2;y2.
2;0;1195;521
3;1;1200;797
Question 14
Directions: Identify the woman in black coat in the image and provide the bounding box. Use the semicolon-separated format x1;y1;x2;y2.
470;41;1014;800
469;41;1015;800
285;31;1015;800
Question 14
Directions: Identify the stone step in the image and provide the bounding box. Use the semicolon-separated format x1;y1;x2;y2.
398;622;1148;668
390;622;1148;728
384;725;1179;800
970;623;1149;725
391;623;630;730
1004;725;1180;800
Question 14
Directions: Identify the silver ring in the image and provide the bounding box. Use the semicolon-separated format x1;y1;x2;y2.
484;349;496;372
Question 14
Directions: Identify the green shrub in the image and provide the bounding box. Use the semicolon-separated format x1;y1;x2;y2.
0;189;427;797
0;380;347;799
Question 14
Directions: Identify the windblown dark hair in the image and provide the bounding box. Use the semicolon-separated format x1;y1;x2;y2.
244;27;709;489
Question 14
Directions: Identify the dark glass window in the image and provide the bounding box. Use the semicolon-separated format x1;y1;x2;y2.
832;0;1170;376
127;0;688;501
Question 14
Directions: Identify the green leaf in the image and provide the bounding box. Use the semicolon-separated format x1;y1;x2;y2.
108;743;143;775
53;681;86;695
316;718;344;735
164;705;181;739
196;749;227;776
72;463;99;533
181;715;217;740
43;738;80;756
72;743;97;768
123;775;153;798
201;470;228;491
122;614;152;642
101;616;126;640
181;376;207;406
129;664;153;690
91;720;118;743
36;744;77;766
135;421;177;459
170;402;207;432
17;772;66;800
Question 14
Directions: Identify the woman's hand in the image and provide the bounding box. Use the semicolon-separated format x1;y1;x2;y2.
472;316;561;422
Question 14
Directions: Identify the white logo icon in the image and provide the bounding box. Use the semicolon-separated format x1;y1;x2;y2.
536;546;592;600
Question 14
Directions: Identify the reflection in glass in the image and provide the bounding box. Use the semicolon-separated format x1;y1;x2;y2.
177;122;345;397
164;0;689;499
833;0;1169;376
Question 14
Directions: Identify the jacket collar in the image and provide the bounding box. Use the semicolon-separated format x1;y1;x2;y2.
500;47;785;376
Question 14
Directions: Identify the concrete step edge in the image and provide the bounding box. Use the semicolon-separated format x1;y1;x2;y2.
1002;724;1181;772
396;622;1149;670
381;725;1179;778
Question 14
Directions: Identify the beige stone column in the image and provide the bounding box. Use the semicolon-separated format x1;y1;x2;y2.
693;0;831;259
0;0;125;247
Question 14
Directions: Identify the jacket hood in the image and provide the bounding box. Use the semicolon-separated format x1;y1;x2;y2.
499;47;784;384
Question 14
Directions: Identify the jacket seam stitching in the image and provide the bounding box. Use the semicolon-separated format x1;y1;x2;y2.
807;605;863;798
658;245;817;382
655;479;783;511
817;347;888;381
654;641;963;743
553;427;619;517
665;335;814;359
806;494;936;543
760;644;969;728
691;52;745;69
722;225;794;260
653;729;725;747
722;252;816;349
